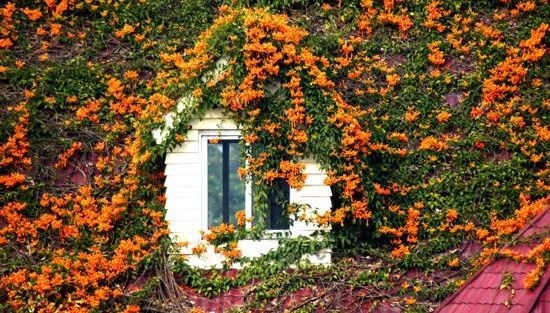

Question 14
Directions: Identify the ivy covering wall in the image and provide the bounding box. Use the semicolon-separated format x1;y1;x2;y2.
0;0;548;312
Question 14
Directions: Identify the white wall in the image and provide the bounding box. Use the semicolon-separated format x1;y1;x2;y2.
163;109;331;268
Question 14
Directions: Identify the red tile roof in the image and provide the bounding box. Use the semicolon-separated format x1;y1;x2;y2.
436;206;550;313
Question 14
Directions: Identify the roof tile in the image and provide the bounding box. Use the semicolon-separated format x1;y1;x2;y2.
436;206;550;313
440;302;518;313
532;209;550;229
484;260;510;273
538;284;550;301
522;226;546;237
468;272;504;289
532;301;550;313
510;243;535;254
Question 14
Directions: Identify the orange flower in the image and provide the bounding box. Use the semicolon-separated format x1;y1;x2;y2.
419;136;448;151
386;74;400;88
405;109;420;122
424;1;450;32
390;244;410;258
404;297;417;305
470;107;483;119
221;242;241;262
474;141;485;149
389;132;409;142
115;24;135;38
124;70;139;80
192;244;207;255
235;210;249;227
208;137;220;144
378;12;413;36
21;8;42;21
446;209;458;223
244;133;259;144
0;38;13;49
50;23;62;36
122;305;141;313
427;42;445;66
54;142;82;169
448;257;460;267
76;99;101;123
374;183;391;195
437;111;451;123
0;172;26;188
107;78;124;99
203;223;235;242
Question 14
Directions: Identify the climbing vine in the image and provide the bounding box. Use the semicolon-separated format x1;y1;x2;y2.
0;0;548;311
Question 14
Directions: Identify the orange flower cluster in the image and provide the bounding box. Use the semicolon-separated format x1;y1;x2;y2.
0;202;35;245
265;161;306;189
284;70;310;154
106;77;148;117
374;183;391;196
489;194;549;239
215;242;241;265
423;1;450;32
427;41;445;66
0;102;31;189
75;99;102;123
357;0;413;38
524;237;549;290
235;210;250;227
390;244;410;258
225;7;307;111
405;109;420;123
0;172;25;188
448;257;460;267
436;111;451;123
478;23;547;163
161;7;238;81
192;243;207;255
0;3;16;48
203;223;236;243
0;182;163;310
419;136;449;151
378;12;413;36
21;7;43;21
54;141;82;169
114;24;136;38
438;208;460;232
379;202;424;254
460;195;550;289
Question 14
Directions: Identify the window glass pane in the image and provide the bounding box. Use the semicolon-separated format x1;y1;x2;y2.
252;178;291;230
268;179;290;230
207;142;223;227
228;142;245;225
207;140;246;228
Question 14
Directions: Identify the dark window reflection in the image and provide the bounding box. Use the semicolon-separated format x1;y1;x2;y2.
207;140;246;227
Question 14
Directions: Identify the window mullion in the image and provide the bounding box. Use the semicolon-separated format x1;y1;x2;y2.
222;141;230;224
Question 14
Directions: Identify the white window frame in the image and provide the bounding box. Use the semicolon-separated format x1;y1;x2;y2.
199;130;252;231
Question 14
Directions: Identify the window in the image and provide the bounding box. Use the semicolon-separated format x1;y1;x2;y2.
205;138;246;228
201;132;289;230
265;179;290;230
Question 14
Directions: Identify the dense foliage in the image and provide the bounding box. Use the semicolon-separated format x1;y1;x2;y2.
0;0;548;312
